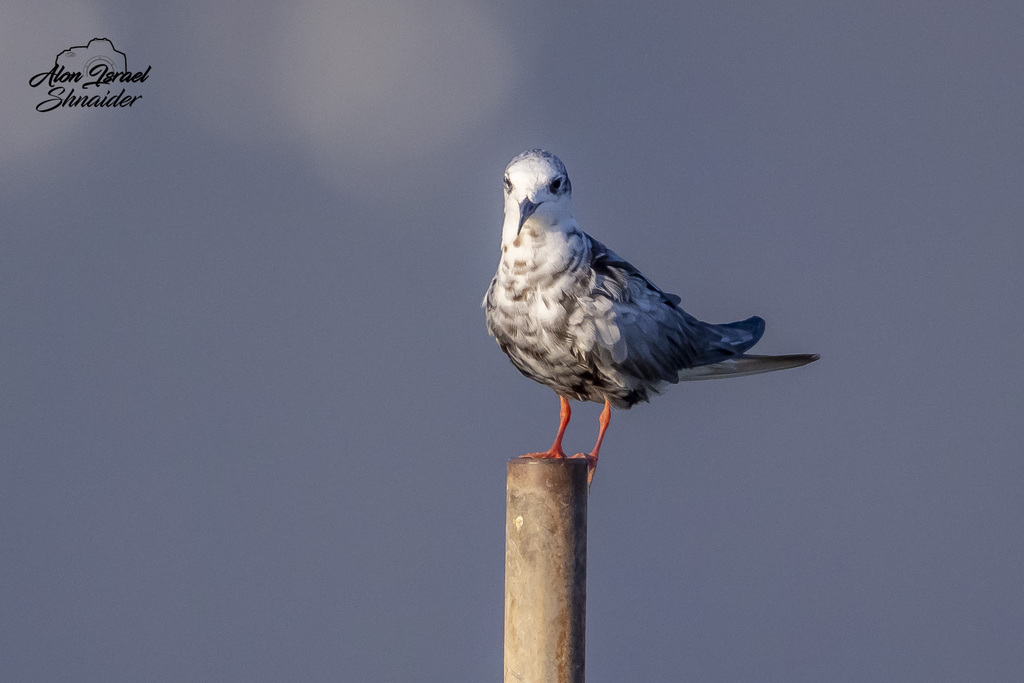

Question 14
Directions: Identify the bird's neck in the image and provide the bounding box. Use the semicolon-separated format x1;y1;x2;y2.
498;222;588;282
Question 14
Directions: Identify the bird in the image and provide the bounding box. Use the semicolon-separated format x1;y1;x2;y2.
483;150;818;484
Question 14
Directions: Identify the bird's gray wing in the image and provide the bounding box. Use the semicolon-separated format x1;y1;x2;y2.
585;235;765;384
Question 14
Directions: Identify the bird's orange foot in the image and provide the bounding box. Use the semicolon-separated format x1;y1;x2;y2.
569;452;598;484
520;447;568;459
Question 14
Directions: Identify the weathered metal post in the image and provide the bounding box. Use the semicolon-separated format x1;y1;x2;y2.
504;458;588;682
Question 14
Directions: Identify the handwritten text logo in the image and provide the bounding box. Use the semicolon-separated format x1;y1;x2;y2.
29;38;150;112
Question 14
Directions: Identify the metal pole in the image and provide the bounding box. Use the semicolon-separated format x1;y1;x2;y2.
504;458;588;683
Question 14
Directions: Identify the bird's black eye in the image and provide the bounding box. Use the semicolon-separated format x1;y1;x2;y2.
503;177;512;193
549;177;563;194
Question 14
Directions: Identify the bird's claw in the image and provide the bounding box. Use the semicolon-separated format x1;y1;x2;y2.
570;452;597;485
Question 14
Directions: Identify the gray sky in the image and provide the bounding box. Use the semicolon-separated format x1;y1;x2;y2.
4;1;1023;681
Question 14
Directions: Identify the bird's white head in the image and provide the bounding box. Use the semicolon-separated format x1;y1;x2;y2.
500;150;575;249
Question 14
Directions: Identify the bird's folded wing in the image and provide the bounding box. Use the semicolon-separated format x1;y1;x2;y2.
586;234;767;382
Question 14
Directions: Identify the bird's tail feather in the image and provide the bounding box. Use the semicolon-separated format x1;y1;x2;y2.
677;353;819;381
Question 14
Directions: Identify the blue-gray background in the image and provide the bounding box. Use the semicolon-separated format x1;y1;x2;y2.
4;2;1022;681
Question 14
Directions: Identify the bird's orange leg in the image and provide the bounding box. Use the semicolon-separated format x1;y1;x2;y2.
521;395;571;459
571;399;611;484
